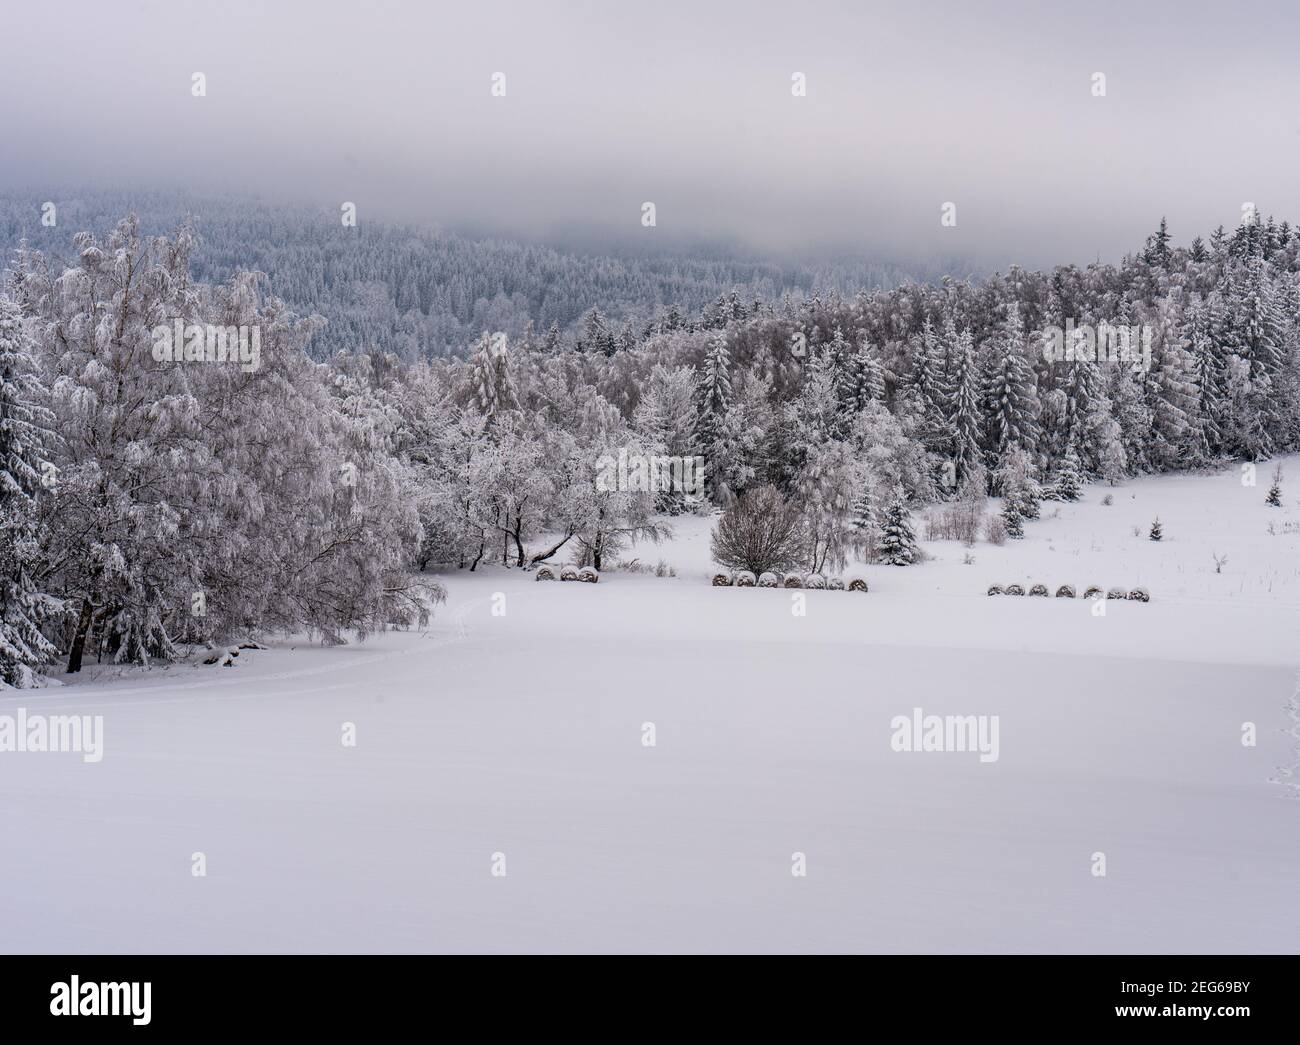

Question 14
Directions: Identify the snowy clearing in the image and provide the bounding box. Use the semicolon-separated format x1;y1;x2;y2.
2;462;1298;953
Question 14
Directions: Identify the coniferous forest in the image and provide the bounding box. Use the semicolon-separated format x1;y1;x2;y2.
1;198;1297;683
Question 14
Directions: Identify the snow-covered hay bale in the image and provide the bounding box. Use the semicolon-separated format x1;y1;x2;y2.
1028;583;1049;597
560;564;579;582
826;577;845;591
804;573;827;590
1083;585;1103;600
711;572;733;587
735;570;756;587
986;584;1004;596
1005;583;1025;596
783;573;804;589
757;572;779;588
847;577;868;593
578;566;600;583
1128;587;1150;603
1106;587;1127;600
535;564;557;581
1055;584;1075;599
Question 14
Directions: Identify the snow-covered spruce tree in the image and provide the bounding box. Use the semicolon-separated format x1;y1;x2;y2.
877;496;919;565
949;327;983;486
846;339;886;413
1001;497;1025;539
982;303;1041;472
1266;464;1283;506
694;335;732;498
906;317;954;452
632;363;698;512
1053;446;1084;502
0;295;60;686
848;477;880;563
1149;517;1163;541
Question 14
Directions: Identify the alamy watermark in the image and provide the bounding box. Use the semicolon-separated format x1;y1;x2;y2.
152;320;261;373
0;708;104;763
1041;319;1151;370
595;448;706;498
890;707;999;763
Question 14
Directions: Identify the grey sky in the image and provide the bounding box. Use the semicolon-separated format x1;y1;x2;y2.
3;0;1298;267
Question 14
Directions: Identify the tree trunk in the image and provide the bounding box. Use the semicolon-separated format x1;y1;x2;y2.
66;599;94;674
527;532;573;566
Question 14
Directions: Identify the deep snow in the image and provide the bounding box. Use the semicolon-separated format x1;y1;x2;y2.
1;460;1297;953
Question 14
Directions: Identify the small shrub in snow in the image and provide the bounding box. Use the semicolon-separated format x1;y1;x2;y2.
1005;583;1025;596
1266;464;1283;507
847;577;868;593
1055;584;1076;598
1128;587;1150;602
826;577;845;591
1106;587;1127;600
560;564;579;581
757;572;779;588
616;558;677;578
984;515;1008;546
1083;585;1103;600
535;564;558;581
711;572;733;587
1148;517;1163;541
987;584;1004;596
782;573;804;588
1028;583;1049;597
804;573;827;590
578;566;600;583
735;570;756;587
710;485;805;576
1101;494;1114;506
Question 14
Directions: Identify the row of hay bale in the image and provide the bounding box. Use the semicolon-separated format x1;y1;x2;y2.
536;564;600;583
713;571;869;592
987;583;1150;602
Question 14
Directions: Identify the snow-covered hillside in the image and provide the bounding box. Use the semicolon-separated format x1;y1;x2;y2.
2;462;1297;953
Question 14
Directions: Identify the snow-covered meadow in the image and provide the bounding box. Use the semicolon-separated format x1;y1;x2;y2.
1;461;1296;953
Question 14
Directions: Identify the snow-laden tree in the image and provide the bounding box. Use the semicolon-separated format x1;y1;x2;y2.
877;495;919;565
14;218;432;668
793;438;864;574
949;327;983;486
0;294;60;685
982;303;1041;471
995;446;1041;520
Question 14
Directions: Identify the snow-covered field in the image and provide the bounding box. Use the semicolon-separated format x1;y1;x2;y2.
2;461;1298;953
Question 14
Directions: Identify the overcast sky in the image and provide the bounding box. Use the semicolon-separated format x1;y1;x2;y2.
3;0;1298;267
